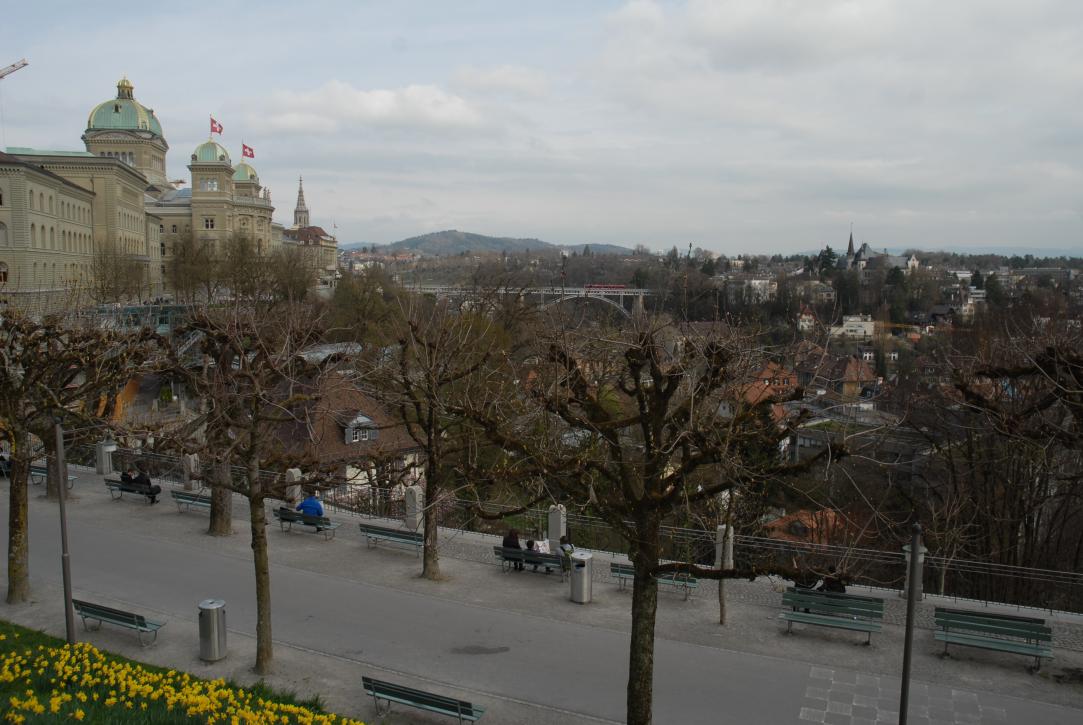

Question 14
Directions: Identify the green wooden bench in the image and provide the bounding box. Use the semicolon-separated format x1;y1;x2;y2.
104;476;158;503
273;507;341;540
780;587;885;644
171;489;213;514
358;522;423;556
492;546;566;579
363;676;483;724
72;599;165;647
934;607;1053;671
610;562;699;600
29;465;76;489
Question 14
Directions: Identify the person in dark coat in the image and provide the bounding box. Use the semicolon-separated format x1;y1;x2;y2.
817;565;847;594
502;528;524;570
132;469;162;504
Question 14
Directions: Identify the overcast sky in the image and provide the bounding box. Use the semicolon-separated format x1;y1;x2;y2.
3;1;1081;254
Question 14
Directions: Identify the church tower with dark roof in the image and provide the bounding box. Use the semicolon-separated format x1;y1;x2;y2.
294;176;310;228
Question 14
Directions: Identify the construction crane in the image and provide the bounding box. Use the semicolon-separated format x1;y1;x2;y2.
0;59;28;81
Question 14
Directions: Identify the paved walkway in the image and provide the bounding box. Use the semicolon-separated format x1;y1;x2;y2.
1;469;1081;724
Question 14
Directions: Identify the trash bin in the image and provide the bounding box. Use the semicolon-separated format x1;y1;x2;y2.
198;599;227;662
569;552;593;604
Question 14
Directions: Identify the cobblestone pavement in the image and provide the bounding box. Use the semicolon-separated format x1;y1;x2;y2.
799;667;1009;725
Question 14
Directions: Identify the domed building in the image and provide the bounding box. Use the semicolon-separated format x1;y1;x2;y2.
83;78;170;191
1;75;337;312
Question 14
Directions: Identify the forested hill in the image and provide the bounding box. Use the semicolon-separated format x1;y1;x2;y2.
375;230;632;256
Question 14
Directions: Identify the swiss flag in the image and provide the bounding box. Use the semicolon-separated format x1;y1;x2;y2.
210;117;223;134
242;144;255;159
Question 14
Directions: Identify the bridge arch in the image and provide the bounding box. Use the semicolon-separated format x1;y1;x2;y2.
539;293;633;318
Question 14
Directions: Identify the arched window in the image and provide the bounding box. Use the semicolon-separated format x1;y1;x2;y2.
0;262;7;284
29;190;34;209
29;223;35;247
50;227;55;249
39;193;44;210
48;196;53;214
0;222;7;247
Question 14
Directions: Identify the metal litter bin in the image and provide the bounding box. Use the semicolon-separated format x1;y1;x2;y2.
198;599;227;662
569;551;593;604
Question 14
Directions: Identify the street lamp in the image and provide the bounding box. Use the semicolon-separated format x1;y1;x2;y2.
53;418;76;644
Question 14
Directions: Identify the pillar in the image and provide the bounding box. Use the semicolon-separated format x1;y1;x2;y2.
404;485;424;531
95;439;117;475
181;453;200;491
284;468;303;505
547;504;567;552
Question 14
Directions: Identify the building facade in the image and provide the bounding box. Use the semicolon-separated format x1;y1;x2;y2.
1;76;336;314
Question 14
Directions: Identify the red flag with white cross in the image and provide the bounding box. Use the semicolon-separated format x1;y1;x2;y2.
242;144;255;159
210;117;223;134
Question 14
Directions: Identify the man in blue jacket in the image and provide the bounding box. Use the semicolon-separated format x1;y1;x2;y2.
296;491;324;518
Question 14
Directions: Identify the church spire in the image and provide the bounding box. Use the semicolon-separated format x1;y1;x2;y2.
294;176;309;228
847;223;855;257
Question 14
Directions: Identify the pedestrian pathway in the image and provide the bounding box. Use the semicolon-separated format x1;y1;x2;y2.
1;469;1081;724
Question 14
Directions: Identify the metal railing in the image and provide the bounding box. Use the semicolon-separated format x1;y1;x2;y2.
65;446;1083;614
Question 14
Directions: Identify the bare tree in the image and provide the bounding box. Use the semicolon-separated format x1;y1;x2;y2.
359;293;518;580
89;238;146;303
167;234;221;304
169;303;332;673
464;317;833;725
0;311;157;602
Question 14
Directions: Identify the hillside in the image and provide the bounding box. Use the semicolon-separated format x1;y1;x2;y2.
375;230;632;256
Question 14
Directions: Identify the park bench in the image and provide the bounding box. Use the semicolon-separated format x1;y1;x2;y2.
104;476;157;503
779;587;885;644
29;464;76;489
492;546;566;579
358;522;423;555
171;489;213;514
934;607;1053;671
72;599;165;647
362;676;484;724
273;507;341;540
610;562;699;600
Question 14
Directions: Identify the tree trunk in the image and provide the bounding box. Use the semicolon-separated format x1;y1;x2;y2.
421;460;441;580
6;430;31;603
208;460;232;536
422;484;441;580
627;508;661;725
247;461;273;674
718;578;726;625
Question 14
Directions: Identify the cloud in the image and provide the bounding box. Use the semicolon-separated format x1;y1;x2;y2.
258;80;484;133
452;65;550;97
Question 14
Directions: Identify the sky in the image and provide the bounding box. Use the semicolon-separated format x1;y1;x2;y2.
2;0;1081;254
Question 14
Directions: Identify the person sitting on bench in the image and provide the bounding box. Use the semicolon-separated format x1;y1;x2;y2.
296;491;324;517
816;565;846;594
125;467;162;504
0;454;10;479
502;528;524;570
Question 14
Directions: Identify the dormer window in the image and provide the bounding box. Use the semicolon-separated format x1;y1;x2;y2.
343;413;379;444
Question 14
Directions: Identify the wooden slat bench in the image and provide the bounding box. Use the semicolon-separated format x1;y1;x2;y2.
610;562;698;600
72;599;165;647
171;489;213;514
104;477;158;503
358;522;423;556
29;465;76;489
492;546;566;579
934;607;1053;671
363;676;483;724
273;508;341;540
779;588;885;644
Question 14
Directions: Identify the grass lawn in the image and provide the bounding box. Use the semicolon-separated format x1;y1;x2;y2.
0;619;364;724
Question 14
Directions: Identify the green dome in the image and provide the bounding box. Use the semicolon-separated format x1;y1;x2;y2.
193;141;231;164
86;78;164;137
232;162;258;181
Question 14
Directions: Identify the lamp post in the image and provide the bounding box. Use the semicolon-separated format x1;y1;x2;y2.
54;420;76;644
899;523;923;725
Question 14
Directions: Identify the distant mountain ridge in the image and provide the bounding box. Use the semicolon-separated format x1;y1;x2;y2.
358;230;632;256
